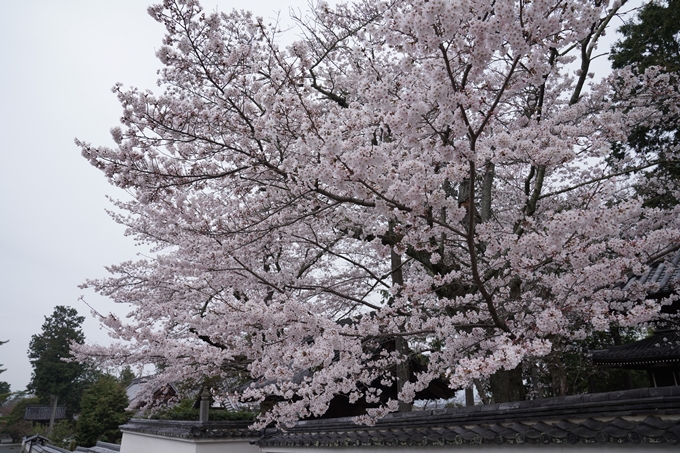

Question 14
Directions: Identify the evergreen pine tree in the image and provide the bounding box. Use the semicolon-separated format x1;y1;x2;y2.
610;0;680;208
27;306;88;416
75;375;132;447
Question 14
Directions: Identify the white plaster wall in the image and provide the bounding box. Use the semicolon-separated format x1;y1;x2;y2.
121;432;198;453
261;444;673;453
194;439;259;453
122;431;676;453
120;431;260;453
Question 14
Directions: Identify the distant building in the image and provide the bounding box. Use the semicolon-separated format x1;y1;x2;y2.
23;406;66;423
593;249;680;387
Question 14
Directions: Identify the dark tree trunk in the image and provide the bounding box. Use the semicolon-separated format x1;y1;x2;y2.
547;355;568;397
48;394;58;435
489;367;525;403
465;387;475;406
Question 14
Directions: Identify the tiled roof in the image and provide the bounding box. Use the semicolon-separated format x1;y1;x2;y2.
26;444;71;453
119;419;261;440
592;332;680;367
257;386;680;448
126;376;249;413
23;436;120;453
119;388;680;448
623;248;680;293
22;435;69;453
24;405;66;421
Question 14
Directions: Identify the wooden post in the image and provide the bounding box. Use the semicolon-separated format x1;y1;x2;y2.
199;387;210;422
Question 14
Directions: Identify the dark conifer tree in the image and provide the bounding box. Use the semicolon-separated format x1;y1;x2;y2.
27;306;89;416
75;375;132;447
610;0;680;208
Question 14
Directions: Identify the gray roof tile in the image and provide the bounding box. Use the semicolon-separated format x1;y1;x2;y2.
592;332;680;367
623;248;680;293
119;419;260;440
117;387;680;448
24;406;66;421
254;386;680;448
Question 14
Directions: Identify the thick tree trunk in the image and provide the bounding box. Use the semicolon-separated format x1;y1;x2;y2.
489;367;525;403
48;394;58;436
489;370;508;403
465;387;475;406
480;162;494;223
531;365;545;398
508;367;526;401
547;354;568;397
473;379;490;405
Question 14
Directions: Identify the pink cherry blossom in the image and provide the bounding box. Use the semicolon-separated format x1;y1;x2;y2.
75;0;680;427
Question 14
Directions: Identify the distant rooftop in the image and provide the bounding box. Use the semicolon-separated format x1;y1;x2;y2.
592;331;680;368
24;405;66;421
623;247;680;294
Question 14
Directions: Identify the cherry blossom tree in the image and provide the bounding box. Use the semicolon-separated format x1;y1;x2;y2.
76;0;680;426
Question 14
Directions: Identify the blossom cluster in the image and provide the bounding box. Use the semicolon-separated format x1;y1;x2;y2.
76;0;680;427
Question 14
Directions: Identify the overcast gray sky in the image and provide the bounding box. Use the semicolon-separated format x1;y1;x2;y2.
0;0;320;393
0;0;643;394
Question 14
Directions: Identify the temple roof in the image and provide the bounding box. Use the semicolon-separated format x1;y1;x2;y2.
591;332;680;368
257;386;680;448
623;248;680;294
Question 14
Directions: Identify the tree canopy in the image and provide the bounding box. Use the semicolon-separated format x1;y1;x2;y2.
0;397;39;443
75;375;132;447
611;0;680;73
0;340;10;405
610;0;680;208
76;0;680;426
28;306;88;414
